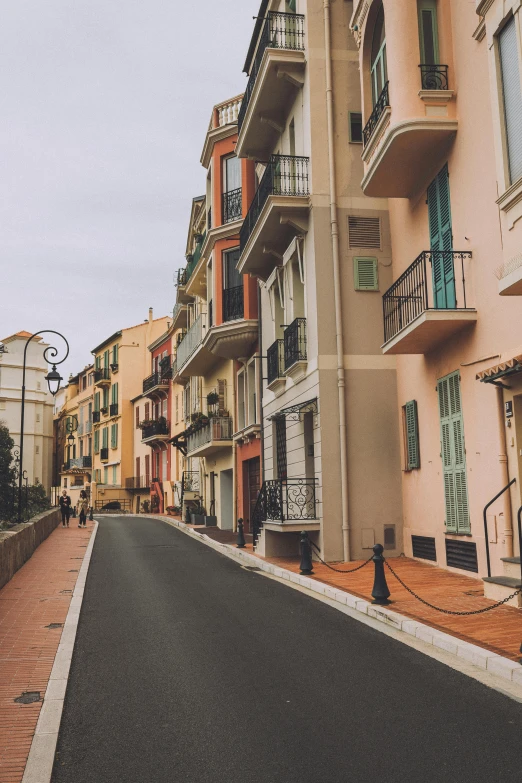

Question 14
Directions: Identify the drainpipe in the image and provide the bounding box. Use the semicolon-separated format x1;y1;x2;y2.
232;364;238;532
496;386;513;557
323;0;351;561
258;282;265;483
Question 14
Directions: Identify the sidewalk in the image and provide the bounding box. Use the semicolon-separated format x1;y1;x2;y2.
0;520;95;783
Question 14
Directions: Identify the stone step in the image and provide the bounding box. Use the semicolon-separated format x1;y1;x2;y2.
483;575;522;607
500;556;522;580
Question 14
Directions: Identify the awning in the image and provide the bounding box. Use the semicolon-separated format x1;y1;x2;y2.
476;354;522;385
267;398;318;421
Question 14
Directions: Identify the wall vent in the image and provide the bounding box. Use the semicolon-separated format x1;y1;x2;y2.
412;535;436;562
445;538;478;573
348;216;381;248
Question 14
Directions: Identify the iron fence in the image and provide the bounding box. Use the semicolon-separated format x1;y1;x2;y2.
223;286;244;322
222;187;242;223
363;81;390;147
284;318;307;370
419;64;449;90
267;339;284;384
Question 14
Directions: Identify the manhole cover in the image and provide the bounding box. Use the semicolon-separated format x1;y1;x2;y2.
14;691;42;705
45;623;63;629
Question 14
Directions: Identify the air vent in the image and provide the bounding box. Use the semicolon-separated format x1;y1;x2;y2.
412;535;436;562
354;257;379;291
348;216;381;248
445;539;478;573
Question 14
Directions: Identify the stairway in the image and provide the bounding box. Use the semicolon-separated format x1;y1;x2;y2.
483;556;522;607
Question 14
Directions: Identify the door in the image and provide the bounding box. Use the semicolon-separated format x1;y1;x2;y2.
428;165;455;308
275;417;287;480
418;0;439;65
246;457;261;533
371;3;387;105
303;412;314;479
220;470;233;530
438;371;470;534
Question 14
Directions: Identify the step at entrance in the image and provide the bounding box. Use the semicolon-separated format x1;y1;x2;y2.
482;575;522;607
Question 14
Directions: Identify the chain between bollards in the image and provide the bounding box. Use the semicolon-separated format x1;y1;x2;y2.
236;518;246;548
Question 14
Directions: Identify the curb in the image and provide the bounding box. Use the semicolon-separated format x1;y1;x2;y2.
21;521;99;783
145;515;522;688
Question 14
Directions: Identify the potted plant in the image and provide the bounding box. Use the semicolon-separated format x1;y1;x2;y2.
141;499;150;513
206;391;219;409
190;500;207;526
150;494;160;512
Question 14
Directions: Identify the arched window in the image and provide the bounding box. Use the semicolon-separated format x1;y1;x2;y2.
371;3;387;105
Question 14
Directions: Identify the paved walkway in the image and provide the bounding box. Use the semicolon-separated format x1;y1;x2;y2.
0;521;94;783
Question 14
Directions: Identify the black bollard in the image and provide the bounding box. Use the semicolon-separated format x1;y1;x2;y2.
371;543;391;605
299;531;314;575
71;505;76;519
89;506;93;521
237;518;246;548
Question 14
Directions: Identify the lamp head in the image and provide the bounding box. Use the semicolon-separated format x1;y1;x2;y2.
45;365;63;396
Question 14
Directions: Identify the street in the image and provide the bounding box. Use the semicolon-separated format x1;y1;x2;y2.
52;516;522;783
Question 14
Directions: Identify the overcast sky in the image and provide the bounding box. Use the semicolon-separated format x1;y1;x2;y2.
0;0;259;379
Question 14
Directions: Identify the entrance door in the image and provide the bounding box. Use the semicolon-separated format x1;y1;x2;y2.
438;371;470;534
428;165;455;308
246;457;261;533
220;469;233;530
275;417;287;480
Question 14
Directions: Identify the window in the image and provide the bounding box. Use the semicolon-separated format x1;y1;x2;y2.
438;371;470;534
349;112;363;143
88;437;92;456
82;375;87;390
64;478;68;488
103;350;110;369
175;394;179;424
371;3;387;105
94;392;100;412
95;355;101;370
145;402;150;420
104;467;108;485
274;417;287;480
403;400;420;470
136;457;140;478
499;16;522;186
237;370;246;431
102;387;109;408
223;155;241;193
285;0;296;11
247;361;256;425
111;383;118;405
112;465;117;485
354;257;379;290
112;344;118;365
35;445;40;454
418;0;439;65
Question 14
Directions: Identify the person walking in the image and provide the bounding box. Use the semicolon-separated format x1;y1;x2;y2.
59;489;72;527
78;490;89;528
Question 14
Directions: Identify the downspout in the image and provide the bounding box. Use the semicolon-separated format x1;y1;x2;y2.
232;362;238;532
323;0;351;561
258;282;265;484
496;386;513;557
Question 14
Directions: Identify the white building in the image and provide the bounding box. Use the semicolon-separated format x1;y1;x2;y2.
0;331;54;493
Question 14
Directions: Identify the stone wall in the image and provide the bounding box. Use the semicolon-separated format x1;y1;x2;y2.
0;508;61;590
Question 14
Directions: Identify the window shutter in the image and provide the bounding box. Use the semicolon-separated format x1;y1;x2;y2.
94;430;99;453
145;402;150;420
354;257;379;290
438;372;470;535
103;387;109;408
136;457;140;477
145;454;150;481
94;392;100;412
428;166;455;308
404;400;420;470
104;350;109;368
102;427;108;449
218;379;226;413
136;406;140;428
348;216;381;248
499;17;522;185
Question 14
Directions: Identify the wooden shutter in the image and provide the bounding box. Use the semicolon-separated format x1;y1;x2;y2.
145;402;150;420
103;387;109;408
404;400;420;470
354;257;379;290
94;429;99;453
218;379;227;413
111;383;118;404
102;427;108;449
438;371;470;534
136;457;140;479
145;454;150;483
136;406;140;428
428;166;455;308
94;392;100;412
104;350;109;368
499;17;522;185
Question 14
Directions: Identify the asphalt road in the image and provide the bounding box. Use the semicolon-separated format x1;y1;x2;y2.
52;516;522;783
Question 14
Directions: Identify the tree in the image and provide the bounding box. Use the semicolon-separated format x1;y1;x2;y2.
0;421;17;522
25;483;51;520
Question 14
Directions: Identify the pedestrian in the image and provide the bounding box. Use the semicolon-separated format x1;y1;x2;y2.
59;489;72;527
78;490;89;528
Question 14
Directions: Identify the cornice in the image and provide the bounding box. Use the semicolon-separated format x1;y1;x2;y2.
200;123;238;169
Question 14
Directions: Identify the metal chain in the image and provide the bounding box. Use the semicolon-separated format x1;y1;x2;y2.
309;541;373;573
385;560;522;616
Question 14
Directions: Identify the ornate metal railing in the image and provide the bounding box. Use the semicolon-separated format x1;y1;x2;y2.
362;82;390;147
93;367;110;383
267;339;284;385
382;250;472;344
238;11;306;131
419;64;449;90
176;313;204;370
143;371;169;393
222;187;242;224
182;471;200;494
223;286;244;322
240;154;309;252
141;419;170;440
284;318;307;370
92;411;100;423
251;478;318;546
109;403;118;416
186;417;233;453
64;456;92;470
125;476;150;490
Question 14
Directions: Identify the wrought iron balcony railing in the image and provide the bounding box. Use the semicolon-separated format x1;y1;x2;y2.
93;367;111;383
63;456;92;470
419;64;449;90
109;403;118;416
222;187;242;224
382;250;472;344
143;372;169;394
92;411;100;423
176;313;204;370
223;285;244;322
267;339;285;385
182;470;200;494
238;11;306;132
141;419;170;441
125;475;151;490
284;318;307;371
363;82;390;147
186;417;233;453
100;447;109;461
159;354;173;379
251;478;318;545
240;154;309;252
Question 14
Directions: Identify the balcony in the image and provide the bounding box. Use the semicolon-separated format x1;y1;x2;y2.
251;478;319;544
267;339;285;392
222;188;242;224
143;371;169;397
92;411;100;423
237;11;306;159
174;313;216;378
238;154;310;279
361;75;457;197
206;289;258;360
109;403;119;417
181;470;200;494
284;317;307;381
186;416;234;457
382;251;476;354
125;476;151;490
100;448;109;462
63;456;92;471
141;418;170;443
93;368;111;386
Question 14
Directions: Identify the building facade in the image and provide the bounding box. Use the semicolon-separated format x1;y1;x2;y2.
55;365;94;509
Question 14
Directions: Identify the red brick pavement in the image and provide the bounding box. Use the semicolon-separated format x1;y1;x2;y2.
0;521;94;783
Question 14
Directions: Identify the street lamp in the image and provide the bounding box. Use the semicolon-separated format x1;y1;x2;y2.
18;331;69;523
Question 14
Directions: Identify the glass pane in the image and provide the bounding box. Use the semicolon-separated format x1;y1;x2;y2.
421;10;436;64
224;248;242;289
225;156;241;192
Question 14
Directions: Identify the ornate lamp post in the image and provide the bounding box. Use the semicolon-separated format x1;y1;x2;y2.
17;331;69;523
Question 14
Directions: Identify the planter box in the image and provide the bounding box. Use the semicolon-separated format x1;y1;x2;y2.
190;514;206;526
204;515;217;527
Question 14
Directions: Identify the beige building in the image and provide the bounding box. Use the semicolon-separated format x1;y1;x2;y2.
236;0;403;560
0;331;54;493
55;365;94;509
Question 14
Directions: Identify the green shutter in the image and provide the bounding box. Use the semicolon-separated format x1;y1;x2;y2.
111;383;118;404
428;165;455;308
418;0;439;65
94;392;100;412
94;430;99;453
438;371;470;534
102;427;108;449
103;350;109;368
405;400;420;470
112;344;118;365
110;423;118;448
103;387;109;408
95;355;101;370
354;257;379;290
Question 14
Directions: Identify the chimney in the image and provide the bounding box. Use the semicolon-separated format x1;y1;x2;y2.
148;307;153;324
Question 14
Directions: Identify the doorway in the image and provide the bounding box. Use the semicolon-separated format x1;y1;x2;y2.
220;469;233;530
246;457;261;533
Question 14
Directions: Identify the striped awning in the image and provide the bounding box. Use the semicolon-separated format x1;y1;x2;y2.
476;354;522;384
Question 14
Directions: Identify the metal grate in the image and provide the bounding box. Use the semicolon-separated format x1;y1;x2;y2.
445;538;478;573
348;216;381;248
412;535;436;562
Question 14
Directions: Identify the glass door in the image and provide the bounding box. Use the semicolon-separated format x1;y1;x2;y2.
371;3;387;105
418;0;439;65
